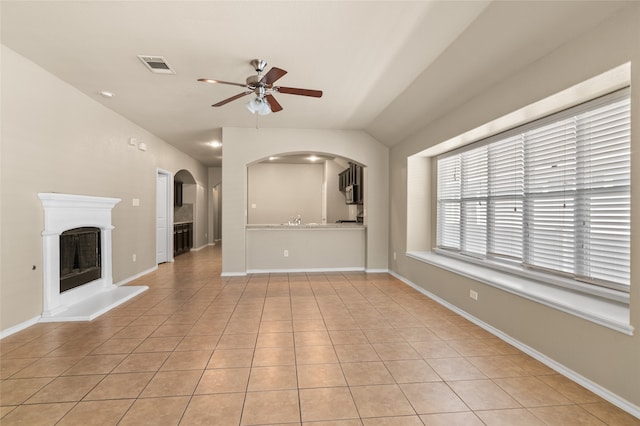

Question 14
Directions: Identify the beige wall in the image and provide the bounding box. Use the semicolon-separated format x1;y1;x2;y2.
0;45;208;332
389;4;640;408
222;128;388;275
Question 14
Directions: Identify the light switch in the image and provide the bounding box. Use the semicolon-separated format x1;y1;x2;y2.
132;198;140;206
251;203;257;209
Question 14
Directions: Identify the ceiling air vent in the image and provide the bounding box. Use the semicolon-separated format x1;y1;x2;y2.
137;55;176;74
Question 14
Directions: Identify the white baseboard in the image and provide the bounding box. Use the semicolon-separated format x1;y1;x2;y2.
221;272;248;277
389;270;640;420
223;267;385;277
247;267;365;274
191;243;211;252
0;315;41;340
114;265;157;287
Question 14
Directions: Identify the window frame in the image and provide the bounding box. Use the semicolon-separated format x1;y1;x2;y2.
436;88;631;295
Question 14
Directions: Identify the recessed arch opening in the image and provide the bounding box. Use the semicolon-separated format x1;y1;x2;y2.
247;151;366;226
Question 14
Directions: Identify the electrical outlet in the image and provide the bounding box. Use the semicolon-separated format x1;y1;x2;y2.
284;249;289;257
393;251;397;260
132;254;137;262
469;289;478;300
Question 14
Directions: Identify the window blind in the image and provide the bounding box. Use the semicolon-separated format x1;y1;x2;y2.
436;88;630;291
437;155;461;250
488;135;524;260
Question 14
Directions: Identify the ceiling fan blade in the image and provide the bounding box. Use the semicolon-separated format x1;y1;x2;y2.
276;86;323;98
261;67;287;85
265;94;283;113
212;91;252;107
198;78;247;88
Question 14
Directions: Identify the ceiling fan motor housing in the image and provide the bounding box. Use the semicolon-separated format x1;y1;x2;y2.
246;75;261;87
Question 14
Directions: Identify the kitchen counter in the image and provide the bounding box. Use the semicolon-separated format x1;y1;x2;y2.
246;223;364;230
246;223;365;272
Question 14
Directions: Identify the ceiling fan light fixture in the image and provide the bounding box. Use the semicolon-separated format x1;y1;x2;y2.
258;101;272;115
246;97;271;115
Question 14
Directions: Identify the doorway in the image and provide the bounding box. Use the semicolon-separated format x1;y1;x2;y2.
212;183;222;242
156;169;173;264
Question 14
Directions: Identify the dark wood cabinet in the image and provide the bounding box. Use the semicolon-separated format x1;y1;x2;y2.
174;182;183;207
338;162;363;204
339;169;348;191
173;222;192;256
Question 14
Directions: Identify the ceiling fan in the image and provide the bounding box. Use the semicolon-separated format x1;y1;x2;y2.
198;59;323;115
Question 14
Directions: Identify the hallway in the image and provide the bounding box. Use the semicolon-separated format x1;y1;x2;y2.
1;245;637;425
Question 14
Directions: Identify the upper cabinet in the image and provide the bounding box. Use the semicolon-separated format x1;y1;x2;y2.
174;181;183;207
339;162;363;204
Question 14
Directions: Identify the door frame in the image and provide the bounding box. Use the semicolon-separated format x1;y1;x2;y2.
156;168;174;263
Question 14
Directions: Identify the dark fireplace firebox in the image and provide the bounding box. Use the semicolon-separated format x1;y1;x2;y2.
59;227;101;293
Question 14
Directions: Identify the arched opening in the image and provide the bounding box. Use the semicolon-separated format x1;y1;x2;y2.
174;169;197;256
246;152;366;225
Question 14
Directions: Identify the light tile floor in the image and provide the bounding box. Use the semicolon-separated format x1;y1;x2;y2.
1;245;638;425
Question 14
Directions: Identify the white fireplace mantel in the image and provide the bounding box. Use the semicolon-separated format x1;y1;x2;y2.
38;193;147;321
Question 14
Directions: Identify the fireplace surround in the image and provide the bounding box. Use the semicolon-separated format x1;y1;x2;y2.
38;193;147;321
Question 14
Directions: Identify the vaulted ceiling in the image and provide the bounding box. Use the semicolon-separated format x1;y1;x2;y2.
1;1;628;166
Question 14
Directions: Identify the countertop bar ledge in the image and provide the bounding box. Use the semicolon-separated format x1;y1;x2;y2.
246;223;365;229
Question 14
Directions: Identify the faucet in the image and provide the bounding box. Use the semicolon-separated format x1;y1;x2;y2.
287;214;302;225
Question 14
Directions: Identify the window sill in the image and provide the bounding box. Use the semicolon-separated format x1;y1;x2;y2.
406;251;633;335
